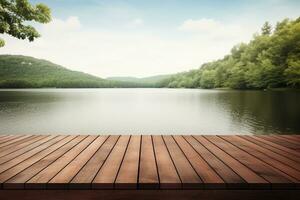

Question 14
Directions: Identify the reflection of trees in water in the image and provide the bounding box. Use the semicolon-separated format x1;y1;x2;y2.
0;90;65;114
0;90;94;134
0;89;299;135
213;91;300;134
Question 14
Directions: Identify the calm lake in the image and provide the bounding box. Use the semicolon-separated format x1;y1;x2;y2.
0;88;299;135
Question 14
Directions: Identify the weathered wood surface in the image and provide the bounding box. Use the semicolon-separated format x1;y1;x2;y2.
0;135;299;190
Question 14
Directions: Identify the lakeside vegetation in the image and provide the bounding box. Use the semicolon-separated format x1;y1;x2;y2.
159;18;300;89
107;75;172;85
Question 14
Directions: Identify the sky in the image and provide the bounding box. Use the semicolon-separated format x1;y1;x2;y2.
1;0;300;78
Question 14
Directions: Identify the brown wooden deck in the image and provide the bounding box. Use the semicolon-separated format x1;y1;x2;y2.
0;135;299;200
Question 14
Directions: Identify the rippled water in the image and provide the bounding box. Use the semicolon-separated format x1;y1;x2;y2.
0;89;299;135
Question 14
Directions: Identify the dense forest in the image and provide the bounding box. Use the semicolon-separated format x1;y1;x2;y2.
0;55;151;88
159;18;300;89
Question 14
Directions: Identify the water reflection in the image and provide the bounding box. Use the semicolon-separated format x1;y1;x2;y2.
213;90;300;134
0;89;299;135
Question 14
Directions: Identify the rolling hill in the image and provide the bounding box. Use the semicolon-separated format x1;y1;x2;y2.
0;55;165;88
107;74;172;85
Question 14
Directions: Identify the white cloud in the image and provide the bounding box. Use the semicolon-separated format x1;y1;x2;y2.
179;18;219;32
131;18;144;26
178;18;248;41
0;16;254;77
44;16;81;32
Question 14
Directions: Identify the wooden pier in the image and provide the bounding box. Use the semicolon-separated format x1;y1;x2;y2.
0;135;299;200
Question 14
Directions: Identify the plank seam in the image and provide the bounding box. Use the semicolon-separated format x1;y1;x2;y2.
0;135;39;154
203;136;272;184
236;136;300;171
88;136;122;187
0;135;63;174
151;135;161;189
3;135;81;185
182;136;227;184
137;135;143;189
258;136;298;150
0;135;24;145
46;135;100;186
273;136;300;146
191;135;250;186
171;135;204;183
113;135;132;188
0;135;60;165
0;136;32;149
238;136;300;164
251;136;300;158
161;135;183;188
0;135;49;159
69;136;109;185
219;136;300;182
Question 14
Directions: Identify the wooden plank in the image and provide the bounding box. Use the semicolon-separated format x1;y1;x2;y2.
48;136;108;189
70;136;119;189
0;136;71;186
194;136;268;189
115;136;141;189
163;135;202;189
250;136;300;158
272;135;300;147
205;136;294;189
0;135;58;165
184;136;245;188
26;136;96;189
237;136;300;169
258;135;300;150
92;136;130;189
221;136;300;183
0;135;47;158
152;135;181;189
0;136;15;144
0;135;10;140
173;136;225;189
0;135;22;145
3;135;82;189
0;135;39;152
0;134;298;191
138;135;159;189
0;136;60;174
240;136;300;163
281;135;300;143
0;135;32;149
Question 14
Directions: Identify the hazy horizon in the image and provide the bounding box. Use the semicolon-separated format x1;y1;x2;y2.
0;0;300;78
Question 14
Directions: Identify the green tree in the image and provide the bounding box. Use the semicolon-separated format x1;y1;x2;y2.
0;0;51;47
160;18;300;90
261;21;272;35
284;60;300;87
200;70;216;89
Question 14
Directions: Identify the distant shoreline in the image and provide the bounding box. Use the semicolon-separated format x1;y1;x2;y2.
0;87;299;92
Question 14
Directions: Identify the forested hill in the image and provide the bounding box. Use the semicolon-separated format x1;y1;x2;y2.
0;55;150;88
159;18;300;89
107;74;172;85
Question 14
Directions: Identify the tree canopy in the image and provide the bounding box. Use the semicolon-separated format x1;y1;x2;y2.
0;0;51;47
159;18;300;89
